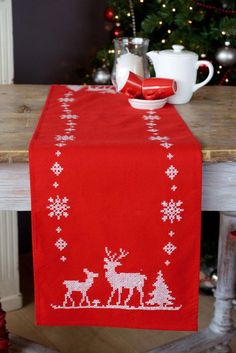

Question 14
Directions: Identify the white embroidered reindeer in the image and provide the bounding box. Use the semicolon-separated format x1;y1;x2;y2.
63;269;98;307
104;248;147;307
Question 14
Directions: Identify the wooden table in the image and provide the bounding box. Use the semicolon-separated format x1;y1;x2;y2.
0;85;236;353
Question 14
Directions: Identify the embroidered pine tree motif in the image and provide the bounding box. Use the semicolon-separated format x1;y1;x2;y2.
146;271;176;308
63;269;99;307
104;248;147;307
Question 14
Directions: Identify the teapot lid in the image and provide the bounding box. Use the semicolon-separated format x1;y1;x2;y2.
159;45;198;58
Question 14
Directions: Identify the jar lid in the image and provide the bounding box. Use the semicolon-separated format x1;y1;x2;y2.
159;45;197;58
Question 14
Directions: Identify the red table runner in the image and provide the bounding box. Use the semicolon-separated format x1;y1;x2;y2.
29;85;202;331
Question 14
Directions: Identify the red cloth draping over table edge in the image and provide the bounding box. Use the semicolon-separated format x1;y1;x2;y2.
29;85;202;331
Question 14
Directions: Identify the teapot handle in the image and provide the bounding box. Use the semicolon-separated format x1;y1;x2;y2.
193;60;214;93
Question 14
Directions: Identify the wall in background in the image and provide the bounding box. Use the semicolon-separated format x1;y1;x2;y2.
12;0;108;83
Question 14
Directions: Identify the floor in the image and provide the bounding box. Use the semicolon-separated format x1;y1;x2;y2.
6;254;236;353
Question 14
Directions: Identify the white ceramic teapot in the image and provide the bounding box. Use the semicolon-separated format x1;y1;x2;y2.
146;45;214;104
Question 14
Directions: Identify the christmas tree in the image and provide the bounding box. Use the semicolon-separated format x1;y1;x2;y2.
91;0;236;85
146;270;175;307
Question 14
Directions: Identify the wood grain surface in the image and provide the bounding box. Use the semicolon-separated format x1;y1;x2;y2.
0;85;235;163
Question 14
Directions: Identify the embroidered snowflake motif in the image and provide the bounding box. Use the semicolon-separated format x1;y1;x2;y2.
51;162;63;176
165;165;179;180
60;114;78;120
161;199;184;223
63;109;72;114
56;227;62;233
163;242;177;255
55;135;75;142
58;97;74;103
53;181;59;189
143;115;160;121
47;195;70;220
167;153;174;160
160;142;173;149
60;256;67;262
55;238;67;251
171;185;177;192
55;150;61;157
169;230;175;237
165;260;171;266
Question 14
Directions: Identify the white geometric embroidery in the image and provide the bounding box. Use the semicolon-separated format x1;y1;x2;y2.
146;271;175;307
64;92;73;97
146;122;157;127
163;242;177;255
160;142;173;149
60;114;78;120
66;121;77;126
171;185;177;192
55;150;61;157
66;85;84;92
65;128;75;133
87;85;116;94
51;162;63;176
61;103;70;109
51;249;182;311
147;110;157;114
169;230;175;237
104;248;147;307
167;153;174;160
53;181;59;188
147;129;158;133
58;98;74;103
55;135;75;141
47;195;70;219
63;269;99;306
56;227;62;233
149;136;169;141
161;199;184;223
55;238;67;251
63;109;72;114
143;115;160;121
55;143;66;147
165;165;179;180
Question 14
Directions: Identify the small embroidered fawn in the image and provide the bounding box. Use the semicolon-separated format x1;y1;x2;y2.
63;269;99;307
104;248;147;307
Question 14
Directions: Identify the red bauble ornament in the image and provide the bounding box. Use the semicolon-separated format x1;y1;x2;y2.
104;7;114;21
113;26;121;37
199;63;210;74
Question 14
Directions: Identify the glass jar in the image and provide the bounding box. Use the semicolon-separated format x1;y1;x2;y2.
111;37;149;89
